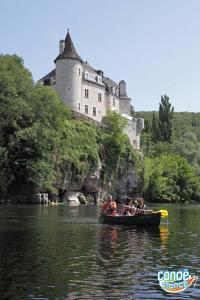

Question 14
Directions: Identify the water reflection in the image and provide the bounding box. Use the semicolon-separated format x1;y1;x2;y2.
91;226;165;299
98;225;162;260
159;226;169;255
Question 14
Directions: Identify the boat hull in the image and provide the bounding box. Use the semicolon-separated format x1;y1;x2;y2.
99;212;161;227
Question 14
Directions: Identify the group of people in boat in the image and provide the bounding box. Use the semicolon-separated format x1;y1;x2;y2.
101;195;148;216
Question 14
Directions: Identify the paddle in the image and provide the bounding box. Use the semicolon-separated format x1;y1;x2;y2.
138;209;168;218
158;210;168;218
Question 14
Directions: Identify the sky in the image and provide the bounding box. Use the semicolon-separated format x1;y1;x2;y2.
1;0;200;112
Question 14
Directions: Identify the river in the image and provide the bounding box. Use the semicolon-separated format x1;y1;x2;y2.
0;204;199;299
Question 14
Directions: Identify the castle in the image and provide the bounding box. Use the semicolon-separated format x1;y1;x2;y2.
39;30;144;149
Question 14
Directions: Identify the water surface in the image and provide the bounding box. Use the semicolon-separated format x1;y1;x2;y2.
0;204;200;299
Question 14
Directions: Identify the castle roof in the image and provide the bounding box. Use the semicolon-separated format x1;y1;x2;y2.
54;30;82;63
82;62;120;95
83;61;97;75
39;69;55;82
102;76;118;91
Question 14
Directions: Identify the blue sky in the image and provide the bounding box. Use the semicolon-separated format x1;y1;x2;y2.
1;0;200;112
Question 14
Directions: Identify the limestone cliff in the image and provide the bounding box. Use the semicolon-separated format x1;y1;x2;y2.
55;151;143;204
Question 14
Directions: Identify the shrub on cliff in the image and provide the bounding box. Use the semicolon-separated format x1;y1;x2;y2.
56;120;100;188
101;111;143;188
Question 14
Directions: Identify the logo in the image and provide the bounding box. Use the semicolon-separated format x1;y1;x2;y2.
158;269;198;293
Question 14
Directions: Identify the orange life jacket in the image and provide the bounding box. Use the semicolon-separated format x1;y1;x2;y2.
108;201;117;213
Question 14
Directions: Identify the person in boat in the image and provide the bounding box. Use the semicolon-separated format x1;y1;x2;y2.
107;196;117;216
122;197;136;216
101;195;111;213
136;197;146;215
101;195;117;215
136;197;146;209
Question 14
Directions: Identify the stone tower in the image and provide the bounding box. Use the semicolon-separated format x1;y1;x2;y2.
54;30;82;111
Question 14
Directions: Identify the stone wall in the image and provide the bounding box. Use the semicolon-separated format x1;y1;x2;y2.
81;81;106;122
119;98;131;115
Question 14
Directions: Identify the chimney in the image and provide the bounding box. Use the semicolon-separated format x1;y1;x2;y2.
59;40;65;54
119;80;127;97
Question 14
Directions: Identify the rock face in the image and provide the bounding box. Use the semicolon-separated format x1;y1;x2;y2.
116;168;141;202
60;192;87;206
63;191;81;206
56;159;142;203
77;193;87;204
10;193;49;204
8;156;142;204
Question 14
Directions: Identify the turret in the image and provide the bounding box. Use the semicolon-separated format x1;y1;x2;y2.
54;30;83;111
119;80;127;98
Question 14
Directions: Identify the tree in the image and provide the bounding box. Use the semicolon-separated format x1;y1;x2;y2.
174;132;200;175
151;112;160;142
143;154;200;203
0;54;69;193
158;95;174;142
103;111;127;136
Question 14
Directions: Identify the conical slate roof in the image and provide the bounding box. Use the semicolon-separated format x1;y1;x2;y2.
54;31;82;63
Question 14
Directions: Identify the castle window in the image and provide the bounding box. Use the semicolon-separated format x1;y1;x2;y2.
93;107;96;116
112;98;115;107
85;71;89;80
78;103;81;110
79;68;81;76
85;89;89;99
43;79;50;86
95;76;101;84
98;93;102;102
85;105;88;114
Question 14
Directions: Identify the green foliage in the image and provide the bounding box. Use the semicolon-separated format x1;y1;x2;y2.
103;111;127;135
57;120;100;188
146;141;174;158
174;132;200;175
150;95;174;142
101;111;143;187
136;111;200;142
101;132;131;180
0;54;69;193
136;98;200;203
158;95;174;142
143;155;200;203
151;113;160;142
